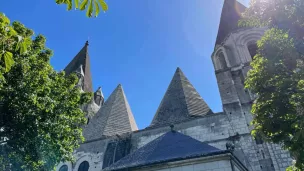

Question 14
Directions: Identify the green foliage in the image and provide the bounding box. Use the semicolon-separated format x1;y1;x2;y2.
287;160;302;171
242;0;304;169
0;13;93;170
239;0;304;28
0;13;16;85
239;0;304;53
55;0;108;17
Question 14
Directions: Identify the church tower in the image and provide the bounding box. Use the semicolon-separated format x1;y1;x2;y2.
212;0;291;170
63;41;106;118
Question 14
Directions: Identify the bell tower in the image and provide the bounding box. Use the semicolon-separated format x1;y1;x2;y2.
210;0;291;171
212;0;266;132
212;0;265;110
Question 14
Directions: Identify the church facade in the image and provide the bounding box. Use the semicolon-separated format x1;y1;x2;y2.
56;0;293;171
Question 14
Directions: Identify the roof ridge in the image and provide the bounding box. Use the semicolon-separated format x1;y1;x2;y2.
104;131;222;171
176;68;191;117
101;84;138;136
120;86;139;131
178;69;212;117
83;84;138;140
102;85;120;135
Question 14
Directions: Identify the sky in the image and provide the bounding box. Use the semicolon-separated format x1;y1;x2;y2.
1;0;249;129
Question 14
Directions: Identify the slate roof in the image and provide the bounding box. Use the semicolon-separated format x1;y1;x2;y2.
150;68;213;127
104;131;224;171
64;41;93;92
83;84;138;141
215;0;246;46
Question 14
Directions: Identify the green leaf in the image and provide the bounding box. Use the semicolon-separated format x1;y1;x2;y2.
67;1;72;10
20;42;27;54
86;0;93;17
3;51;14;72
55;0;65;4
79;0;88;10
15;35;22;52
98;0;108;11
94;0;100;17
19;37;31;54
74;0;79;8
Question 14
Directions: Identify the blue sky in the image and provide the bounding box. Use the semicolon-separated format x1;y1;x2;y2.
1;0;249;129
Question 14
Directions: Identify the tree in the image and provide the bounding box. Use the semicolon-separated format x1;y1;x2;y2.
55;0;108;17
239;0;304;169
0;13;17;86
0;13;92;170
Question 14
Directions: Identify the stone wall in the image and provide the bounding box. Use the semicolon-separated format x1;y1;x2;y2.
130;111;292;171
56;110;292;171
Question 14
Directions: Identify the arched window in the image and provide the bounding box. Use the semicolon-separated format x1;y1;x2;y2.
78;161;89;171
248;43;258;59
59;165;68;171
217;52;228;69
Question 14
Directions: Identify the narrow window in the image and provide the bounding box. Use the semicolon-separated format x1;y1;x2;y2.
217;52;228;69
78;161;89;171
261;150;265;159
248;43;258;59
59;165;68;171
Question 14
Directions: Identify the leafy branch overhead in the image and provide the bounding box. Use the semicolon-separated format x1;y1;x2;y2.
0;13;93;170
56;0;108;17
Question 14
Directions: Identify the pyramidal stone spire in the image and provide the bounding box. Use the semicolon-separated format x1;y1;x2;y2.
150;68;213;127
83;84;138;140
215;0;246;46
64;41;93;92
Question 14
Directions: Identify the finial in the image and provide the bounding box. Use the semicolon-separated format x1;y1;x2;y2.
226;142;235;152
170;125;175;132
85;40;89;46
94;86;104;106
95;86;104;97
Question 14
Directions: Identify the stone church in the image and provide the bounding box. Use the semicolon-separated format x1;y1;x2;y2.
56;0;293;171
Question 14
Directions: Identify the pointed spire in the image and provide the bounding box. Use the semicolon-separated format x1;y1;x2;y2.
215;0;246;46
94;87;104;106
150;68;213;127
83;84;138;140
64;41;93;92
